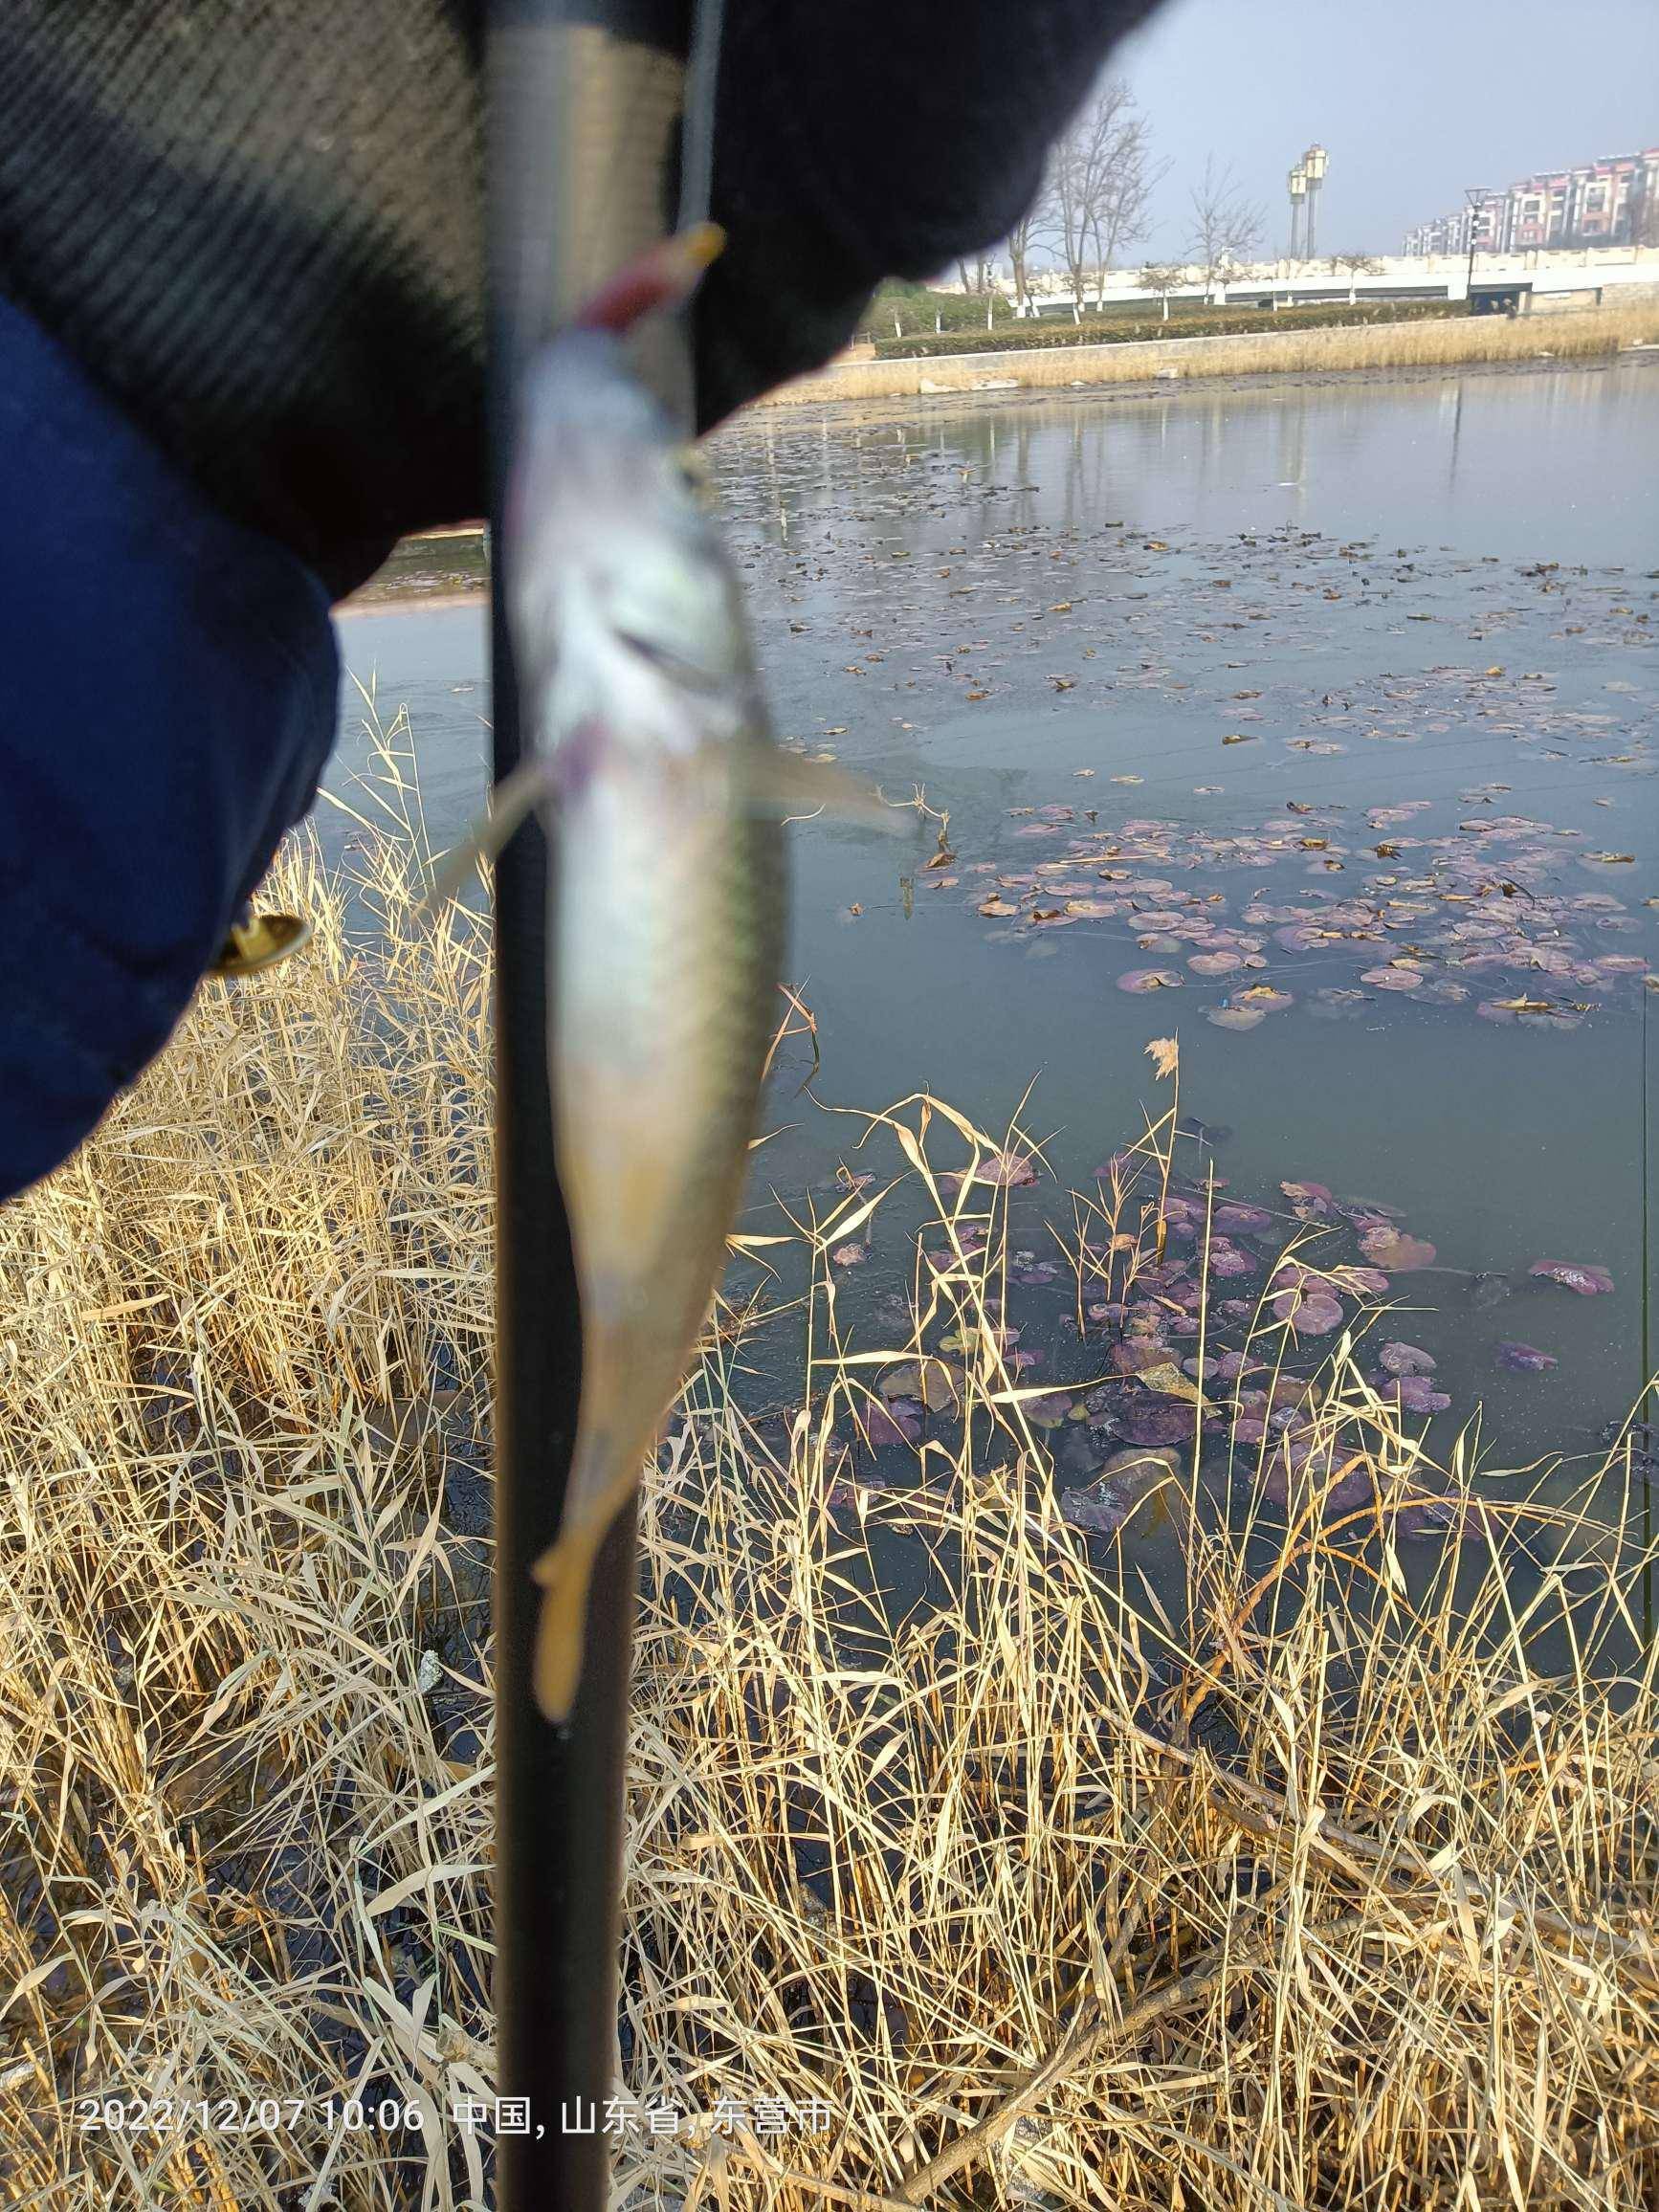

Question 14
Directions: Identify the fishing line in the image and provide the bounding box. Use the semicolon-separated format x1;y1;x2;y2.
676;0;723;238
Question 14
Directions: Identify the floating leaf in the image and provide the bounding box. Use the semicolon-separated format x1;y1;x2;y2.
1281;1180;1335;1217
1359;1227;1437;1272
1273;1291;1343;1335
1494;1340;1558;1372
1117;968;1183;993
1387;1375;1452;1414
1215;1201;1273;1233
1527;1259;1613;1295
1206;1240;1255;1277
1057;1486;1130;1534
1024;1391;1074;1429
1135;1361;1213;1410
970;1148;1039;1187
852;1400;921;1449
1361;964;1423;991
1379;1341;1436;1376
1111;1340;1173;1376
1121;1400;1192;1447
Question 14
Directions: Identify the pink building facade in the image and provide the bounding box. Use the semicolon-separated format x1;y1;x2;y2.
1405;147;1659;256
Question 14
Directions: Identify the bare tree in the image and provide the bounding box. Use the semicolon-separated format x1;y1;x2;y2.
1004;189;1046;315
1331;251;1383;303
1049;80;1158;311
1185;156;1265;302
1136;261;1185;322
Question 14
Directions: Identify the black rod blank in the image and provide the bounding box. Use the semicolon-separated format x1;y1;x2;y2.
485;6;693;2205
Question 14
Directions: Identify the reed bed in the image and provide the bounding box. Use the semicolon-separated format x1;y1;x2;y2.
762;299;1659;405
0;785;1654;2210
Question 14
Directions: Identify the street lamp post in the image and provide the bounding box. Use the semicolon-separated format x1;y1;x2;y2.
1302;143;1328;261
1288;165;1307;263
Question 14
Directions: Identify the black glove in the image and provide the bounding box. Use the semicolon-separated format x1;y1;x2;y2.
0;0;1160;602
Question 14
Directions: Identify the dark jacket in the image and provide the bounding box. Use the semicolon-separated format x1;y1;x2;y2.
0;0;1158;599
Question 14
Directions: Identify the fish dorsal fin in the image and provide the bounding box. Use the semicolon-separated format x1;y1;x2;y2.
736;744;910;833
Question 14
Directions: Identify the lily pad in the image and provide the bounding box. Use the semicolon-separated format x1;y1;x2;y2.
1494;1340;1558;1372
1273;1291;1343;1335
1206;1240;1255;1277
1023;1391;1074;1429
1360;964;1424;991
1378;1342;1436;1377
1387;1375;1452;1414
1058;1486;1131;1534
1527;1259;1613;1295
853;1399;922;1449
1117;968;1183;993
883;1358;963;1413
1281;1179;1334;1216
1120;1400;1193;1447
1111;1340;1174;1376
1214;1201;1273;1234
972;1149;1040;1187
1359;1227;1438;1272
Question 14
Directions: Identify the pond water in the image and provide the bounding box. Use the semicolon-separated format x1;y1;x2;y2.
331;356;1658;1633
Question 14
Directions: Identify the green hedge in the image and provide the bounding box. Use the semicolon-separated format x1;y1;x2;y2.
865;280;1008;336
874;298;1464;360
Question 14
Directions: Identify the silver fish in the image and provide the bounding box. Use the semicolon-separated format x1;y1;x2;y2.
451;230;896;1720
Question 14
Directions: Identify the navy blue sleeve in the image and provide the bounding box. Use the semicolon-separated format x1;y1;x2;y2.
0;291;340;1200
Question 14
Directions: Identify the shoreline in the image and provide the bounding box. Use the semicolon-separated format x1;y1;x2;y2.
756;299;1658;409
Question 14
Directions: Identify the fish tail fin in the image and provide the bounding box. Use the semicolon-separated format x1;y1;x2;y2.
528;1454;642;1723
530;1517;608;1724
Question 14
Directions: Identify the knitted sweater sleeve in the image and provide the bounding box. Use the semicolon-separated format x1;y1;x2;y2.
0;0;1160;600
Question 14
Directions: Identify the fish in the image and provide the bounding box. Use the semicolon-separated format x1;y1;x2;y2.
440;228;901;1721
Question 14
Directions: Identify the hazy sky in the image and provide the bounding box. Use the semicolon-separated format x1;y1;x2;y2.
1100;0;1659;258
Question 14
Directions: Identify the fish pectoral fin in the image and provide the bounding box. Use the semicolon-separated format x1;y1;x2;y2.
424;754;561;914
736;746;912;834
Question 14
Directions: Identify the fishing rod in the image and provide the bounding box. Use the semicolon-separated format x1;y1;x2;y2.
486;3;705;2202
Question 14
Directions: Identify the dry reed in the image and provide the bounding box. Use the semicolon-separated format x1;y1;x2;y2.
760;300;1659;407
1;758;1654;2210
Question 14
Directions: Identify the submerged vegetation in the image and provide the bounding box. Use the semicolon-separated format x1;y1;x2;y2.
1;796;1655;2209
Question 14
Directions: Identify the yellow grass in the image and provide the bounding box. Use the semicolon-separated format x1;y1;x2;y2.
1;759;1655;2209
759;301;1659;406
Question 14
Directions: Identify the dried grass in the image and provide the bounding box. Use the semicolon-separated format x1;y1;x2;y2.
760;300;1659;406
1;766;1654;2210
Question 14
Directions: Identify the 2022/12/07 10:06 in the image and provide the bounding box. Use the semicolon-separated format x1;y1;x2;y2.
76;2095;428;2135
